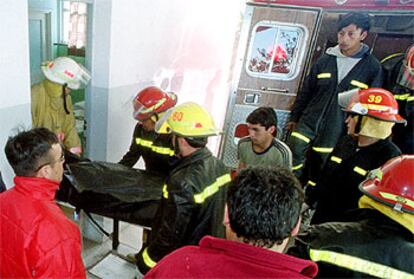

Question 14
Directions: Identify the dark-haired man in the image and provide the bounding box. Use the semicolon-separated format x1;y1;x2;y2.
287;12;383;185
0;128;86;278
238;106;292;172
144;166;318;279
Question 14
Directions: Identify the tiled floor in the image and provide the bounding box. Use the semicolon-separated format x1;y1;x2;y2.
81;217;144;279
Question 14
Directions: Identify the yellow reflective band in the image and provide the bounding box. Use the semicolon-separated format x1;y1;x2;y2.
310;249;414;279
135;138;175;156
307;180;316;187
350;80;368;89
353;166;367;176
292;164;303;171
312;147;334;153
380;52;404;64
291;132;310;143
194;174;231;204
136;138;153;148
330;156;342;164
139;97;166;114
162;184;168;199
361;103;395;112
394;93;410;101
380;191;414;209
142;247;157;268
152;146;175;156
407;96;414;102
317;73;331;79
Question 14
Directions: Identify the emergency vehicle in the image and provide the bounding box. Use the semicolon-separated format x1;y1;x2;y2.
219;0;414;169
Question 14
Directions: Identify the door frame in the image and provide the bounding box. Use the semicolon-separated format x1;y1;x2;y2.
28;9;53;84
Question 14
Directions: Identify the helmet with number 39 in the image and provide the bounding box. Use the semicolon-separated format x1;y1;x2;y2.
155;102;219;137
339;88;406;124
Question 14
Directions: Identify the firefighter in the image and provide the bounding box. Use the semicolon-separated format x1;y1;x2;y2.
306;88;403;224
290;155;414;278
286;12;383;185
31;57;91;156
118;86;177;176
135;102;231;276
382;44;414;154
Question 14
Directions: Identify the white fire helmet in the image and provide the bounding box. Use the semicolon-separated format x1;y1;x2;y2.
41;57;91;90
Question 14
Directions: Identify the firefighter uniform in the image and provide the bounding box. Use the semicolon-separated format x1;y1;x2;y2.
382;53;414;154
308;135;401;224
119;86;178;176
136;147;230;274
31;80;81;152
118;123;175;176
288;51;383;182
291;155;414;278
290;209;414;278
135;102;231;275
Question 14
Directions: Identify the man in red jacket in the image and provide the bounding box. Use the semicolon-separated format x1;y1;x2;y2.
0;128;86;278
145;166;318;279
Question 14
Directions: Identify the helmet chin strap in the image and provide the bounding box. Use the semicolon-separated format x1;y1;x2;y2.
355;115;362;134
62;84;70;114
174;136;181;157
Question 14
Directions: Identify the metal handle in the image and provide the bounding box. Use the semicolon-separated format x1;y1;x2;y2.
260;87;289;93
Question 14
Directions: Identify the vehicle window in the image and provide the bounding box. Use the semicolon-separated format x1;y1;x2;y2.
246;22;306;80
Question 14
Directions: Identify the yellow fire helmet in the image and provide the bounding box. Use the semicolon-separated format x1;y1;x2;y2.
155;102;220;137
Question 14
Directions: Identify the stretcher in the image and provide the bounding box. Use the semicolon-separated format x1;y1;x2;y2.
56;156;164;250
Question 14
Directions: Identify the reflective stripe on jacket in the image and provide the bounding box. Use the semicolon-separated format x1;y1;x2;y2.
118;123;175;176
289;209;414;278
307;135;401;224
136;147;230;274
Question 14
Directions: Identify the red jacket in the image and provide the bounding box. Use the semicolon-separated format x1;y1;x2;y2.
145;236;318;278
0;176;86;278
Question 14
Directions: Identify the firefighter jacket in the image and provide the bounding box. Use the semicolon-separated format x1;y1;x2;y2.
288;49;383;180
31;80;81;151
289;209;414;278
0;176;86;278
290;50;383;129
382;53;414;154
307;135;401;224
136;147;231;274
118;123;175;176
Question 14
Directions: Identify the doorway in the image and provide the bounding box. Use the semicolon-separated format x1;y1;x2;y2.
29;10;52;85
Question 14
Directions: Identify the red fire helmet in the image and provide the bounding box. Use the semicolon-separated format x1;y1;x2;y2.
133;86;177;121
359;155;414;214
397;44;414;90
340;88;405;123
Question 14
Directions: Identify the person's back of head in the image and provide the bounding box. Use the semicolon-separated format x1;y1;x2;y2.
227;166;303;248
5;128;59;177
246;107;278;131
338;12;371;33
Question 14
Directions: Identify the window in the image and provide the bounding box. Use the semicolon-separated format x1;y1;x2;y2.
60;0;88;54
246;22;307;80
